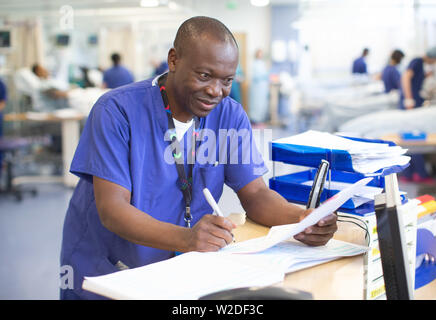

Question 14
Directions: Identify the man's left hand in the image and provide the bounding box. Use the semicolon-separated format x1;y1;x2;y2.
293;211;338;246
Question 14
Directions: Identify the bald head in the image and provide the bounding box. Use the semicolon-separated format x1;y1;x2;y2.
173;16;238;57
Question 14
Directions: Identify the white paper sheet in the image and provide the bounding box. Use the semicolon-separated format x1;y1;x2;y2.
83;251;285;300
273;130;410;174
82;238;368;300
221;177;373;254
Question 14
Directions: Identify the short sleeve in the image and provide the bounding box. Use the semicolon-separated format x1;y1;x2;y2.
408;58;422;72
223;106;268;192
70;98;132;191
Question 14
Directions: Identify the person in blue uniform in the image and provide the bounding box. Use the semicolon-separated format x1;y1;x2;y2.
352;48;369;74
381;49;405;93
399;47;436;183
249;48;269;125
229;64;244;104
400;47;436;110
153;60;169;76
60;16;338;300
102;53;134;89
0;77;6;174
0;77;6;136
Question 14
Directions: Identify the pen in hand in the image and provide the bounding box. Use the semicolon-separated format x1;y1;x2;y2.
203;188;235;243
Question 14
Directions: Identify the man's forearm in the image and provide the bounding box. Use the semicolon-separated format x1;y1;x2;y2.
99;200;190;253
402;72;413;100
240;187;305;227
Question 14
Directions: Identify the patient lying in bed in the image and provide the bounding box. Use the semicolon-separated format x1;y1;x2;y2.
14;64;108;115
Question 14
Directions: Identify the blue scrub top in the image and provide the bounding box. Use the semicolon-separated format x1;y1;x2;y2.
352;57;367;74
60;76;268;299
381;65;401;93
103;65;134;89
399;58;425;109
0;78;7;137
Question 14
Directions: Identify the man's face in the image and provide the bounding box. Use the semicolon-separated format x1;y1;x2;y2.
168;34;239;120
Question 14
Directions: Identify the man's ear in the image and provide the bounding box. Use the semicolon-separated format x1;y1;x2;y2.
167;48;178;72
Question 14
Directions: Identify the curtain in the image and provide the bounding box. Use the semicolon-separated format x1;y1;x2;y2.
8;19;45;71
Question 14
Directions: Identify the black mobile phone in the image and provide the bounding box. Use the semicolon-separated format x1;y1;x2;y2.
306;160;329;209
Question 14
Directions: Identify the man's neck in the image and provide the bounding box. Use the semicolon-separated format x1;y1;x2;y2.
162;74;193;123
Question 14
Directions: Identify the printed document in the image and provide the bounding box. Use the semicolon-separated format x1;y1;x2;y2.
82;177;372;300
221;177;373;254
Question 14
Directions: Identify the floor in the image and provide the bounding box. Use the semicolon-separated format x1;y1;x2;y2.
0;126;434;300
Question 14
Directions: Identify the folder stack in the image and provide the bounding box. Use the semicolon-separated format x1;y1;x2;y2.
269;130;415;300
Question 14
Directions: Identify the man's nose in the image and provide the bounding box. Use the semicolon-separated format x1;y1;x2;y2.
205;80;223;98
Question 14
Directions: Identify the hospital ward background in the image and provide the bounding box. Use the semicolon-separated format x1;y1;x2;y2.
0;0;436;300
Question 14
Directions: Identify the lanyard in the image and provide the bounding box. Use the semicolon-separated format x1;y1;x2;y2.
158;75;200;228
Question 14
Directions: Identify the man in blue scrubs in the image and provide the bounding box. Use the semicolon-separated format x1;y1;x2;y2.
399;47;436;183
381;49;404;93
352;48;369;74
60;16;338;299
102;53;134;89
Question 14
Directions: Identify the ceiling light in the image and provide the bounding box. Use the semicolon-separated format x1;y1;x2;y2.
250;0;270;7
168;1;179;10
140;0;160;7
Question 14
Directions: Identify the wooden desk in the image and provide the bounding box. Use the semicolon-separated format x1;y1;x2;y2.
382;133;436;154
233;218;435;300
4;111;85;187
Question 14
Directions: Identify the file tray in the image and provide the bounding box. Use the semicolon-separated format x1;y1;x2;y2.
271;135;409;176
269;169;406;210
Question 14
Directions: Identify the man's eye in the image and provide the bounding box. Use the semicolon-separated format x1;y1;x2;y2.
225;78;233;85
199;73;210;80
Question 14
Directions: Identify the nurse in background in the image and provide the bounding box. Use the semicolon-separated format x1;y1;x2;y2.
152;60;169;77
352;48;369;74
0;77;6;179
381;49;405;93
229;64;244;104
102;53;134;89
400;47;436;109
249;49;269;127
399;46;436;184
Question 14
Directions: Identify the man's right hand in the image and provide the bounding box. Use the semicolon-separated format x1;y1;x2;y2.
185;214;236;252
404;98;415;109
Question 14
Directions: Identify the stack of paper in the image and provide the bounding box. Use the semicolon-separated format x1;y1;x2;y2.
273;130;410;174
82;239;367;300
83;251;286;300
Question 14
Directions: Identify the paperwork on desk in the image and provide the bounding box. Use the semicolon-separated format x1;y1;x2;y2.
82;239;367;300
273;130;410;174
221;177;373;254
82;177;370;300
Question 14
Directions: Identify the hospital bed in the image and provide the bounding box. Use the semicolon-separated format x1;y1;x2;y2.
13;68;108;115
316;90;399;132
337;105;436;138
295;79;395;133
